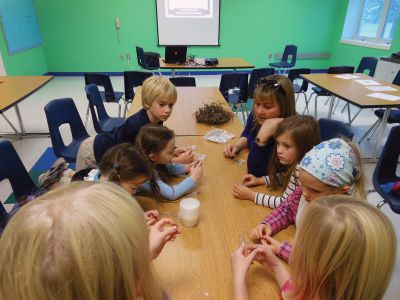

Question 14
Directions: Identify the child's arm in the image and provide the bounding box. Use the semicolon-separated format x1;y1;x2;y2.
140;177;196;201
231;247;258;300
165;163;186;176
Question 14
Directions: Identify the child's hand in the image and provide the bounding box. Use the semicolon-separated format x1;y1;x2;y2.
189;161;203;182
242;174;264;187
247;244;282;271
257;118;284;143
232;183;256;201
250;224;272;242
173;146;190;156
144;210;159;227
171;149;194;164
224;144;240;158
261;235;282;255
231;246;258;283
184;161;199;174
149;218;181;259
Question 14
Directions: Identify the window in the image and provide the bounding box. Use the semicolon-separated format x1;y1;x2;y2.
341;0;400;50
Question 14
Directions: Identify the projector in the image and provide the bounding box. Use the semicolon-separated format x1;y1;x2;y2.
205;58;219;66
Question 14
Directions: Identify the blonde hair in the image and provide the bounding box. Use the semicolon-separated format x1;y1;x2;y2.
141;75;177;109
0;182;163;300
289;196;396;300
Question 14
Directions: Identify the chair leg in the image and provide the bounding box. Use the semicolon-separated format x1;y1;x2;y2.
358;119;381;144
324;97;330;105
367;120;382;141
295;92;300;103
118;102;121;117
303;92;315;115
341;102;348;113
85;104;90;127
332;98;340;115
349;107;362;125
123;101;129;117
377;199;387;209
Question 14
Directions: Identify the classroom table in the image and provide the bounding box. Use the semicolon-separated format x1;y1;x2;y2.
0;76;53;137
159;57;255;77
136;135;295;300
301;73;400;159
128;87;245;137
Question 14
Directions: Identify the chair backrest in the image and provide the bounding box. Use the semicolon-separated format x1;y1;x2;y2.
288;68;311;92
123;71;153;101
392;70;400;86
281;45;297;67
328;66;355;74
44;98;90;161
219;73;249;103
0;202;7;233
169;77;196;87
318;118;354;142
84;73;116;101
248;68;275;98
85;84;110;133
356;57;378;76
136;46;147;69
0;140;37;201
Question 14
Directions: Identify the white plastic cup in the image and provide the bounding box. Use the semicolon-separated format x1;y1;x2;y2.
180;198;200;227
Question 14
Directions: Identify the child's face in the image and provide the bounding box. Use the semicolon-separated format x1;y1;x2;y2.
147;97;175;123
300;169;342;202
150;138;175;165
253;95;281;125
276;132;297;165
120;174;149;195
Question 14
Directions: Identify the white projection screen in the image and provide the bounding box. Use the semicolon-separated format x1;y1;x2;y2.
156;0;220;46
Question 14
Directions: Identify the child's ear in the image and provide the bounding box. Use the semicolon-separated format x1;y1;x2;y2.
148;153;157;162
143;103;150;110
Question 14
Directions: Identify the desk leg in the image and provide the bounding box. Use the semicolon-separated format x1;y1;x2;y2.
171;69;176;77
327;96;336;119
15;104;26;135
373;108;390;159
1;113;21;135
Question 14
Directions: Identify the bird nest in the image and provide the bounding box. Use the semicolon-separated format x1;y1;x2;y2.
194;103;234;125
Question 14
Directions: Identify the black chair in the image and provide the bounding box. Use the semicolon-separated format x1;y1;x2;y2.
123;71;153;116
85;84;125;134
359;71;400;143
318;118;353;142
307;66;355;118
341;57;379;123
84;73;125;120
219;73;249;120
0;140;39;231
269;45;297;74
288;68;311;111
169;77;196;87
372;125;400;213
136;46;160;72
44;98;90;163
247;68;275;99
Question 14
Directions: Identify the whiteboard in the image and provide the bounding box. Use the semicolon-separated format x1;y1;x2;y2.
156;0;220;46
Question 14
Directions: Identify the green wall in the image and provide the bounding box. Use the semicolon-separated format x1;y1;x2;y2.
32;0;342;72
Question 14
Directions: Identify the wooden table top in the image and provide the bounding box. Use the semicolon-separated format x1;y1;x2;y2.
128;87;245;137
301;73;400;108
136;136;295;300
0;76;53;113
159;57;255;70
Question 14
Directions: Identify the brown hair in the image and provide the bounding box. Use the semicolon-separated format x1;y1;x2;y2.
269;115;320;188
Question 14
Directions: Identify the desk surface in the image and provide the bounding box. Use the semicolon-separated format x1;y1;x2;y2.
0;76;53;113
136;136;295;300
301;73;400;108
159;57;255;70
128;87;245;137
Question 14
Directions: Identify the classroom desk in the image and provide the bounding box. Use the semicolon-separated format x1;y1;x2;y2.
136;136;295;300
159;57;255;77
0;76;53;137
128;87;245;137
301;73;400;158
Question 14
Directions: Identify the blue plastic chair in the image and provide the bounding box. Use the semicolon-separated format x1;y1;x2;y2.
85;84;125;134
44;98;90;163
247;68;275;99
136;46;160;71
123;71;153;116
219;73;249;121
372;125;400;213
288;68;311;111
318;118;353;142
0;140;39;231
169;77;196;87
269;45;297;74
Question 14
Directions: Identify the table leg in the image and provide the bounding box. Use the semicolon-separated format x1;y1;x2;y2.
1;113;21;136
373;108;390;159
15;104;26;135
327;96;336;119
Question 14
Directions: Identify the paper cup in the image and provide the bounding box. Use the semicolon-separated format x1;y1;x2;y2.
180;198;200;227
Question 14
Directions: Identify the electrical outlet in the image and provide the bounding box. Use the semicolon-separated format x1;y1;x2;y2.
120;53;124;61
268;53;272;59
126;53;130;61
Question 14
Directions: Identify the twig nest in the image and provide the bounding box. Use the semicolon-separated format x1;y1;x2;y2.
194;103;234;124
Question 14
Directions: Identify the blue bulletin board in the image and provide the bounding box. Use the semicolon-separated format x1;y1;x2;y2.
0;0;42;54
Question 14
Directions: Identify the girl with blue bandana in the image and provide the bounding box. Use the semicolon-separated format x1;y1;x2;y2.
250;138;365;262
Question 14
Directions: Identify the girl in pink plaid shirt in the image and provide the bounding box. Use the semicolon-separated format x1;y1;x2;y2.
250;138;366;262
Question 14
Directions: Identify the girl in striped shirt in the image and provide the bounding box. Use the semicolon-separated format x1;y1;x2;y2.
233;115;320;208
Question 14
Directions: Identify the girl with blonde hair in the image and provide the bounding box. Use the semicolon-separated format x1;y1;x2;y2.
0;182;180;300
231;196;397;300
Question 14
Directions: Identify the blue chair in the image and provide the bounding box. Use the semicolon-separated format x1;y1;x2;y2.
85;84;125;134
288;68;311;111
84;73;125;119
219;73;249;121
318;118;353;142
136;46;160;72
123;71;153;116
247;68;275;99
44;98;90;163
169;77;196;87
372;125;400;213
358;71;400;143
269;45;297;74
